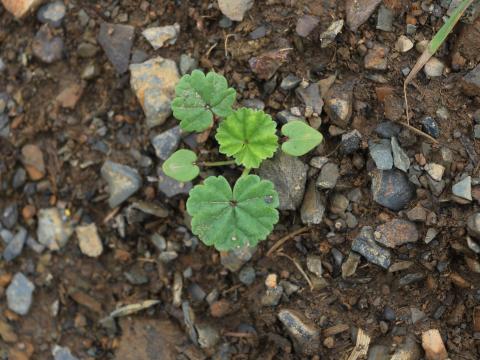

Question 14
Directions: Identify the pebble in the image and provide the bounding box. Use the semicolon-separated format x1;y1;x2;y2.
398;272;425;286
407;205;427;222
340;129;362;154
324;82;353;128
218;16;233;28
374;219;418;248
196;323;220;349
37;207;73;250
151;126;181;160
391;137;410;172
1;0;43;19
218;0;253;21
329;193;349;215
467;213;480;239
238;266;256;285
52;345;79;360
32;24;64;63
261;285;283;306
56;82;84;109
320;19;344;48
277;309;320;355
276;110;303;124
352;226;391;269
474;124;480;139
37;1;66;27
6;273;35;315
0;229;13;244
383;306;396;321
220;245;256;272
296;83;323;114
179;54;198;75
21;144;45;180
364;44;388;70
369;139;393;170
101;161;142;208
391;335;421;359
259;152;307;210
306;255;323;277
280;74;301;91
342;252;361;278
0;58;4;72
452;176;472;201
157;167;192;198
0;113;9;138
424;58;444;77
425;228;439;244
97;23;134;74
130;57;180;128
1;203;17;229
421;329;448;360
142;23;180;49
411;307;426;324
463;64;480;97
316;162;339;189
249;25;268;39
371;170;415;211
376;5;393;32
301;182;326;225
77;42;98;58
345;0;382;31
81;63;99;80
295;15;320;37
375;121;401;138
241;98;265;110
396;35;414;52
76;223;103;258
424;163;445;181
3;227;27;261
384;94;404;121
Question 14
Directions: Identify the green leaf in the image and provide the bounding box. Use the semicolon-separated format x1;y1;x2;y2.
186;175;279;251
215;108;278;168
162;150;199;182
171;70;236;132
281;121;324;156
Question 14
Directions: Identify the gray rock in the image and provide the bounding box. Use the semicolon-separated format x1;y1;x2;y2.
6;273;35;315
320;19;344;48
239;266;256;285
12;168;27;189
259;152;307;210
352;226;391;269
390;335;421;360
346;0;382;31
377;5;393;31
196;323;220;349
474;125;480;139
101;161;142;208
296;83;323;115
374;219;419;248
151;126;181;160
1;203;18;229
0;58;5;72
76;223;103;258
340;129;362;154
309;156;329;169
150;232;166;251
316;162;339;189
280;74;301;90
452;176;472;201
324;82;353;128
0;229;13;244
421;116;440;138
424;228;439;244
157;167;192;198
300;181;326;225
342;252;361;278
261;286;283;306
276;110;304;124
371;170;415;211
467;213;480;239
427;177;446;197
0;113;9;138
424;163;445;181
306;255;323;277
295;14;320;37
37;1;66;27
130;57;180;128
77;42;98;58
220;245;256;272
278;309;321;355
179;54;198;75
26;236;45;253
410;308;426;324
391;137;410;172
52;346;79;360
241;99;265;110
37;208;73;250
3;227;27;261
398;273;425;286
218;0;254;21
97;23;135;74
142;24;180;49
369;139;393;170
463;64;480;97
32;24;64;63
424;57;444;78
329;193;349;215
218;16;233;28
375;121;402;138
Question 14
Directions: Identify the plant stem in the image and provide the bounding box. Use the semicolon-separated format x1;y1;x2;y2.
200;160;236;167
242;168;251;176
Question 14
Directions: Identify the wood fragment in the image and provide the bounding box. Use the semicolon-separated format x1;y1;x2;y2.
266;226;310;257
347;328;370;360
323;323;350;337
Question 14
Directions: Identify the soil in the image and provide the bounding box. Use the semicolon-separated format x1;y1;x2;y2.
1;0;480;359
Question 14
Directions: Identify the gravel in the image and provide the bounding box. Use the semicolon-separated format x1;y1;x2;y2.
6;273;35;315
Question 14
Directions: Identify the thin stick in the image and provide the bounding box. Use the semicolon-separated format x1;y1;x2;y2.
199;160;236;167
206;42;218;58
224;33;235;58
103;207;120;224
394;119;439;144
266;226;310;257
277;252;314;290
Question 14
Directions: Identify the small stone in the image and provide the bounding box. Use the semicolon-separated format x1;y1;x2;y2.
101;161;142;208
3;227;27;261
316;162;340;189
52;346;79;360
407;205;427;222
1;0;43;19
210;300;231;318
301;182;326;225
371;169;414;211
340;130;362;154
97;23;135;74
424;58;444;77
220;245;256;272
474;125;480;139
241;98;265;110
368;345;389;360
377;5;393;32
391;335;422;360
324;82;353;128
463;64;480;97
32;25;64;63
259;152;307;210
452;176;472;201
320;19;344;48
375;121;402;138
375;219;418;248
391;137;410;172
352;226;391;269
424;228;439;244
56;82;84;109
261;286;283;306
37;1;66;27
6;273;34;315
369;139;393;170
396;35;414;52
411;307;426;324
249;25;268;39
77;42;98;58
37;208;73;251
345;212;358;228
296;83;323;114
21;144;45;180
238;266;255;285
218;16;233;28
157;167;192;198
467;213;480;239
151;126;181;160
196;323;220;349
425;163;445;181
421;329;448;360
218;0;253;21
81;63;99;80
306;255;323;277
265;273;278;288
329;193;349;215
142;24;180;49
129;57;180;128
278;309;320;355
384;94;404;121
179;54;198;75
345;0;382;31
280;74;301;91
1;203;17;229
296;15;320;37
342;252;361;278
364;44;388;70
76;223;103;258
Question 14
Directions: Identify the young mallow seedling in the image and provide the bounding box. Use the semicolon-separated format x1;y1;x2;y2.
163;70;323;251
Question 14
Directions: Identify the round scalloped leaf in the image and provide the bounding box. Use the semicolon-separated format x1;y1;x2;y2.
171;70;236;132
215;108;278;168
281;120;324;156
162;150;199;182
186;175;279;251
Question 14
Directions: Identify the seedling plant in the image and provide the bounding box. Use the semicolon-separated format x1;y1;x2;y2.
163;70;323;251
